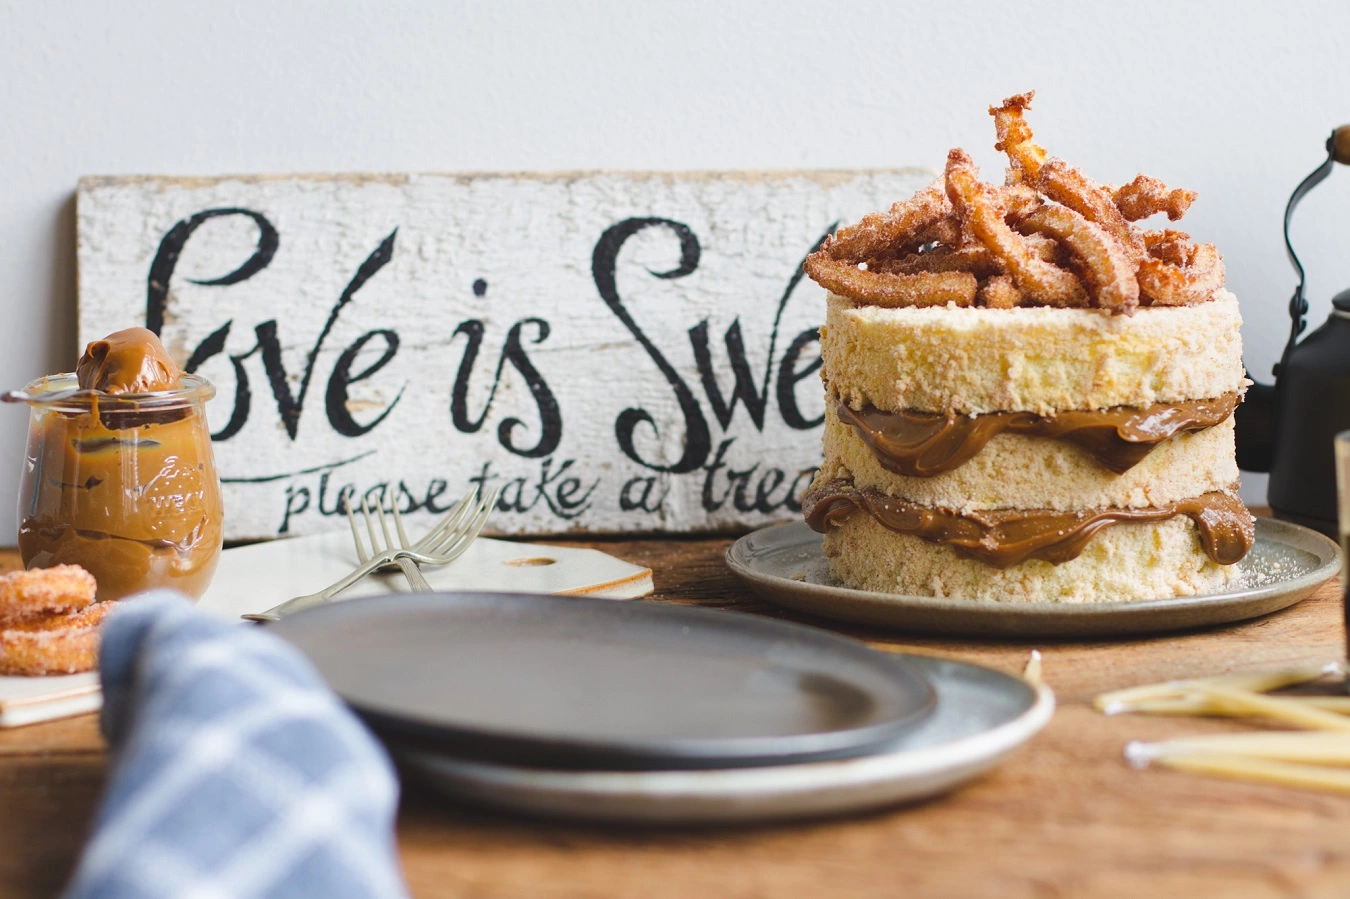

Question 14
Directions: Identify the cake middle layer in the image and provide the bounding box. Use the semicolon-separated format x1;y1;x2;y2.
823;408;1239;512
832;393;1239;476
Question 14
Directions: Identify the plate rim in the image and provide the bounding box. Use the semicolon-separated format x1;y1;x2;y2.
394;654;1055;823
725;516;1341;635
271;590;939;770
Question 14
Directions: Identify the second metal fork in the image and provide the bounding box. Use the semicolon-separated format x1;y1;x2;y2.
242;486;500;622
348;495;433;592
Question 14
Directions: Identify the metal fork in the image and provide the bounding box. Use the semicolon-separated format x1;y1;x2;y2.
349;495;431;592
242;486;500;623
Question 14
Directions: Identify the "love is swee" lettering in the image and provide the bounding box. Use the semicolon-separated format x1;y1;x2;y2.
145;208;830;533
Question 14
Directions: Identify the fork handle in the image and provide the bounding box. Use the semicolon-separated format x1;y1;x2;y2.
241;553;392;622
394;557;433;592
242;591;334;623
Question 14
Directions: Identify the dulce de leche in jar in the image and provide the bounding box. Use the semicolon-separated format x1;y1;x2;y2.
3;328;224;601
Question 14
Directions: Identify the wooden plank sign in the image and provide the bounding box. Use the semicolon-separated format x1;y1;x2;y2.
76;170;931;539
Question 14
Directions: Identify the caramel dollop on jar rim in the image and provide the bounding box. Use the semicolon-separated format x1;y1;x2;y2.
3;372;216;411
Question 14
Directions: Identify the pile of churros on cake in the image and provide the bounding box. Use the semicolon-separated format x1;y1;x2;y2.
804;91;1220;315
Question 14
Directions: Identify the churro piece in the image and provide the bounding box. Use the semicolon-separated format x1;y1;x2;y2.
0;564;97;624
1113;174;1196;222
875;246;1005;279
1138;243;1225;307
1017;204;1140;314
821;181;952;263
802;255;978;308
876;236;1060;281
1036;158;1145;262
911;213;965;249
997;183;1045;223
990;91;1047;185
0;602;113;676
945;149;1088;308
1143;229;1196;267
978;274;1022;308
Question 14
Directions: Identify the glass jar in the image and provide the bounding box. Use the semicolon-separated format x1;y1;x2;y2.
3;373;224;601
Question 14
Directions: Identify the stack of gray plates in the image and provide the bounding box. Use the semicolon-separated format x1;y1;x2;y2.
271;593;1053;825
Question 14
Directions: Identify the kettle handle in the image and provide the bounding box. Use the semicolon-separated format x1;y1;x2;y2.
1279;126;1350;375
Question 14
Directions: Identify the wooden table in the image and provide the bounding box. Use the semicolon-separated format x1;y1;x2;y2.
3;529;1349;899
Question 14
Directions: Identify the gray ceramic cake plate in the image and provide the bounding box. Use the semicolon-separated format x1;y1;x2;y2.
395;655;1053;825
726;517;1341;639
270;592;938;771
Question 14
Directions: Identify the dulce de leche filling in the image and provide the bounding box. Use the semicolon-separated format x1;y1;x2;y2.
802;478;1254;569
835;393;1240;477
76;327;184;394
17;330;222;601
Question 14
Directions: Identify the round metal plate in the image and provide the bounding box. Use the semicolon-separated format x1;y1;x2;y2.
270;592;937;770
395;654;1053;825
726;517;1341;639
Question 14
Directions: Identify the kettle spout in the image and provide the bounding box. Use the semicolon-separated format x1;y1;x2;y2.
1234;375;1275;472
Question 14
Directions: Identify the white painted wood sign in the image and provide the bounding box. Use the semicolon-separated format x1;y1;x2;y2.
76;169;930;539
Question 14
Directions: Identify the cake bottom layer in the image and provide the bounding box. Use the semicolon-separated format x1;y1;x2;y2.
822;513;1239;603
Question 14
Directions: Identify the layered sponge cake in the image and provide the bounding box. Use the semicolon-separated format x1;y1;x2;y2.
800;92;1254;603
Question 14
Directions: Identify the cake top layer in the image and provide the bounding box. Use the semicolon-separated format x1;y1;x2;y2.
804;91;1222;317
822;289;1246;415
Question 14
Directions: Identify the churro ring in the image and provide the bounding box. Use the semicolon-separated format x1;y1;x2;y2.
0;564;97;624
0;601;113;676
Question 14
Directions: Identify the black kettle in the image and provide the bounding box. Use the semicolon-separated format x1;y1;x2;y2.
1235;125;1350;537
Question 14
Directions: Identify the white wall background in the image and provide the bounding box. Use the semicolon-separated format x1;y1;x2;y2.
2;0;1349;543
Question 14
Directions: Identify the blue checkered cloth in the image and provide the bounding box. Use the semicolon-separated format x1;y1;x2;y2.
63;592;409;899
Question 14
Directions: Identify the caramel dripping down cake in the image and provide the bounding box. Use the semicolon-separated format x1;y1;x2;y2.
800;92;1254;603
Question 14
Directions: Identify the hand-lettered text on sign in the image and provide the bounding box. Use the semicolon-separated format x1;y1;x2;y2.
77;170;932;539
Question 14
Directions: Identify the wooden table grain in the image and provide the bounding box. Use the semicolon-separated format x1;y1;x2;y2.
2;529;1349;899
